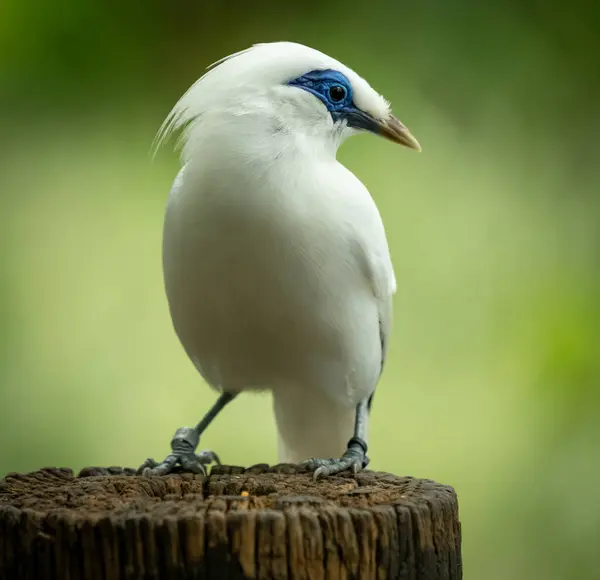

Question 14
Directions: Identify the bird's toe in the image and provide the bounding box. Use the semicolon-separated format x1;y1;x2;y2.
136;426;220;476
301;444;369;480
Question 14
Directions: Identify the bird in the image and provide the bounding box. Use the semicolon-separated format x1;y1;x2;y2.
138;41;420;479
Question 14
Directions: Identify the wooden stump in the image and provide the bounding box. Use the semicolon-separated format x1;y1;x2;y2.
0;464;461;579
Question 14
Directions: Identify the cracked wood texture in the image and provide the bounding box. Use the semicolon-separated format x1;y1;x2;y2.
0;464;461;580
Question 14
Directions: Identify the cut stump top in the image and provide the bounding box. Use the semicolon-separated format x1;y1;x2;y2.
0;464;462;579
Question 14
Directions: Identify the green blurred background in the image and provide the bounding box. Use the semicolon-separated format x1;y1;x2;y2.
1;1;599;577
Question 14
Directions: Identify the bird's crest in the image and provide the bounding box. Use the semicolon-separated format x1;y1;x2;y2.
152;42;391;159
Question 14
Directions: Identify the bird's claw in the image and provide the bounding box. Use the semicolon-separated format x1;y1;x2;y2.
301;437;369;480
137;449;220;476
137;426;221;476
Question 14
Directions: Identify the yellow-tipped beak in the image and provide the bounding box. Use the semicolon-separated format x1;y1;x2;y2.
378;115;421;151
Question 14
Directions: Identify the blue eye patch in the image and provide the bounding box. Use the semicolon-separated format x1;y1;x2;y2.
288;69;382;135
288;69;355;119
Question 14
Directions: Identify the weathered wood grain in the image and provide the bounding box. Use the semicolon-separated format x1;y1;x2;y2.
0;465;461;579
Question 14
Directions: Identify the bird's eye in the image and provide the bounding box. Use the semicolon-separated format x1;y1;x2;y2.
329;85;346;103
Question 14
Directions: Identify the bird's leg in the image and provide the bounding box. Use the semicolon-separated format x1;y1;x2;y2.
301;397;370;480
137;391;237;476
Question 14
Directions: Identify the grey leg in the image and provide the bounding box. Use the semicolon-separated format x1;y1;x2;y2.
138;392;237;476
301;396;371;480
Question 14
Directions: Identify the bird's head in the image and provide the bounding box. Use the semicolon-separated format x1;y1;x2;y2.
156;42;420;159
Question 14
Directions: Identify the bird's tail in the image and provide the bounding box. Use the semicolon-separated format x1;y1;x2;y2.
273;387;357;464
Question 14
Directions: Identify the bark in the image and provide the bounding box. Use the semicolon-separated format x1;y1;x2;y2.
0;464;462;579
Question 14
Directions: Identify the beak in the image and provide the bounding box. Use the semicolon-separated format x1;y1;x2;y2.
378;115;421;151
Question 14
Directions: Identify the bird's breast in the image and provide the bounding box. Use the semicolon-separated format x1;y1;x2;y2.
162;161;381;402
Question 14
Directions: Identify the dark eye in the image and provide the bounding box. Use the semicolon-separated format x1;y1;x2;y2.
329;85;346;102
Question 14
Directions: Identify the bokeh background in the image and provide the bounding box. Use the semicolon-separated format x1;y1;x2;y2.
1;1;599;578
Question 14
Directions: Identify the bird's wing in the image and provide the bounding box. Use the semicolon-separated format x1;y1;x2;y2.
351;229;395;413
361;244;394;366
327;163;396;392
347;196;396;386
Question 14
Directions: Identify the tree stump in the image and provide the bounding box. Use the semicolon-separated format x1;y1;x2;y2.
0;464;461;579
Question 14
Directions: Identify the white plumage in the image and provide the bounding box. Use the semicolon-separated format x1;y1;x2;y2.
151;41;420;475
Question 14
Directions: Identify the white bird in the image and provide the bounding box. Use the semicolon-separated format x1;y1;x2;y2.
139;41;420;479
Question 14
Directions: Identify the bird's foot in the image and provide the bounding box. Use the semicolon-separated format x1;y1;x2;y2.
301;437;369;480
137;427;220;476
